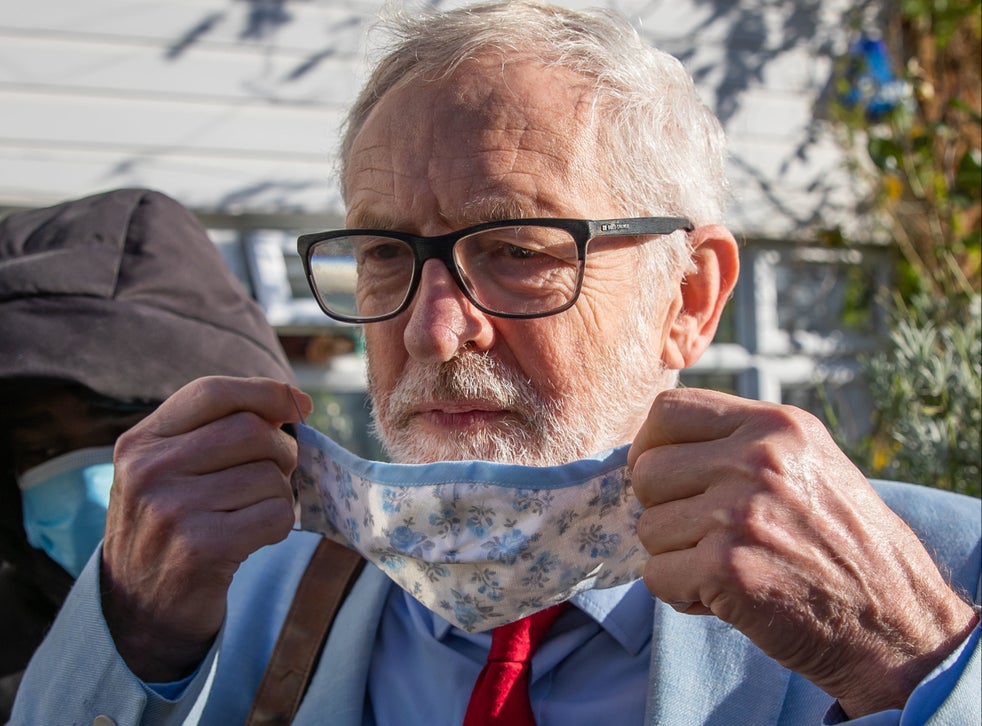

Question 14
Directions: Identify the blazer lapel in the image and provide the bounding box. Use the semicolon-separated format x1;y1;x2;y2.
644;603;792;725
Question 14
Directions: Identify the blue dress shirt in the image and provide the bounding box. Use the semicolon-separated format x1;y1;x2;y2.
369;580;654;725
368;578;980;726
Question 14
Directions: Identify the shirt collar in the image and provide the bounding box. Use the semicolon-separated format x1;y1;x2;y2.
419;578;653;656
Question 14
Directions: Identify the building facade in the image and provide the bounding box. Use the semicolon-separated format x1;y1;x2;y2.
0;0;888;456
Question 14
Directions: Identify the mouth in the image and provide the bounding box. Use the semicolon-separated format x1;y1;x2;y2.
412;400;514;429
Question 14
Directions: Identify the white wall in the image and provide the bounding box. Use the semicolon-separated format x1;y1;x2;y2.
0;0;862;239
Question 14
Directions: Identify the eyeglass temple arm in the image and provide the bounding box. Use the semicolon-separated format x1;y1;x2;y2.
591;217;692;237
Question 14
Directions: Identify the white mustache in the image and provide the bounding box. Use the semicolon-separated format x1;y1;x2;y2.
382;352;544;426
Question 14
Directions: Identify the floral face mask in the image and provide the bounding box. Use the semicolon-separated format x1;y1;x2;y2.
291;423;647;632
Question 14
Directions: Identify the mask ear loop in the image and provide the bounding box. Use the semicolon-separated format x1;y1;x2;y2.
288;386;307;426
287;387;307;532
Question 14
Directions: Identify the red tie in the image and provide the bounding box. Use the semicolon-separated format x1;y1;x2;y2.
462;603;569;726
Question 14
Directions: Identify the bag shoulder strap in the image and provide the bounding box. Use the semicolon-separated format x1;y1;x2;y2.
245;537;365;726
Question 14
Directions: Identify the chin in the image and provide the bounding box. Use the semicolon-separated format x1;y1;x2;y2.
379;418;603;467
378;421;547;465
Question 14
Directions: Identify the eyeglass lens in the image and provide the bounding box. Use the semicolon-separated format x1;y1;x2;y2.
306;225;582;319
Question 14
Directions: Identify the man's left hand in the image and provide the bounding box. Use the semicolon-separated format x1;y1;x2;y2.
628;388;978;718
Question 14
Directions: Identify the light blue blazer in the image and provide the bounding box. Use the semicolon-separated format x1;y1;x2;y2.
10;481;981;725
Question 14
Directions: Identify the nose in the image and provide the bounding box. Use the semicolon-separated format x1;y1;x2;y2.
403;259;495;362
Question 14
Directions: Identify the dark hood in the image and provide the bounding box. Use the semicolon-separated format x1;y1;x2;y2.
0;188;295;401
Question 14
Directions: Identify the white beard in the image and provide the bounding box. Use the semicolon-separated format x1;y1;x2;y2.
368;328;674;466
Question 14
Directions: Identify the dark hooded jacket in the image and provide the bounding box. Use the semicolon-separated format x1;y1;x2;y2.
0;188;295;704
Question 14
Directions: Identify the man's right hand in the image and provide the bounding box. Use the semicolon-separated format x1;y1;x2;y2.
100;376;312;683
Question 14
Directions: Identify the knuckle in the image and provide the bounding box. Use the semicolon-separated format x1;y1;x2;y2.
630;460;657;507
700;532;752;593
267;497;297;533
636;508;660;552
141;496;186;533
112;449;162;501
732;495;773;545
754;402;826;442
778;403;826;438
642;558;664;597
652;388;689;418
228;409;266;436
184;375;225;406
742;437;787;487
170;528;214;569
115;448;171;494
254;458;291;490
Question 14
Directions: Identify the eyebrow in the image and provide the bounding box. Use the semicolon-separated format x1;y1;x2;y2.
345;210;404;231
345;196;547;234
457;196;541;225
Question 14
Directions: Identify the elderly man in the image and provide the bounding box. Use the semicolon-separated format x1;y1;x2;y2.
11;2;979;725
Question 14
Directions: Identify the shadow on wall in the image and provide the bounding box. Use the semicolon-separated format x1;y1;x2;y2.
152;0;857;226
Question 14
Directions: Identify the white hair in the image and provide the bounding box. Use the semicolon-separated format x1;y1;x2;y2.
340;0;729;303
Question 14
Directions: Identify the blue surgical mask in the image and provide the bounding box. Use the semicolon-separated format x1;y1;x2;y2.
17;446;115;578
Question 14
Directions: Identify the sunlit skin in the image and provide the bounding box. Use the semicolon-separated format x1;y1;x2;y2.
346;55;699;463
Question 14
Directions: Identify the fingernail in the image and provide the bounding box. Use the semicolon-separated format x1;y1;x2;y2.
669;600;695;613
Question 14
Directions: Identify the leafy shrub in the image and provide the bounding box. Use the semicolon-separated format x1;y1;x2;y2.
859;293;981;496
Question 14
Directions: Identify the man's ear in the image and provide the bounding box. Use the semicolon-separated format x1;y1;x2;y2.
662;224;739;369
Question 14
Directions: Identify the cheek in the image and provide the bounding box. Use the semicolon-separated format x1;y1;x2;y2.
364;323;407;391
578;254;646;319
496;318;596;397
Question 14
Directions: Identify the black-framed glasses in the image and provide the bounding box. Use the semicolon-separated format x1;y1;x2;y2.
297;216;692;323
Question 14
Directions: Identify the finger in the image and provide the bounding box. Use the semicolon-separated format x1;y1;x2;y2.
219;497;297;558
174;459;296;513
150;376;313;438
180;412;299;476
630;441;702;507
627;388;757;469
631;434;750;507
673;601;713;616
642;532;752;618
112;416;299;507
634;454;747;553
642;547;710;609
636;496;715;555
111;485;296;567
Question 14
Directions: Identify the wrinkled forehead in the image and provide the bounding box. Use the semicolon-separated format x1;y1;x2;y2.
344;54;607;228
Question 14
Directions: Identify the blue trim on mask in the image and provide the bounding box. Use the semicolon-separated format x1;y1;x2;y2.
296;423;630;489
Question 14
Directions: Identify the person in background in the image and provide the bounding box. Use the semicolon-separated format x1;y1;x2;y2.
0;188;295;718
10;3;981;724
